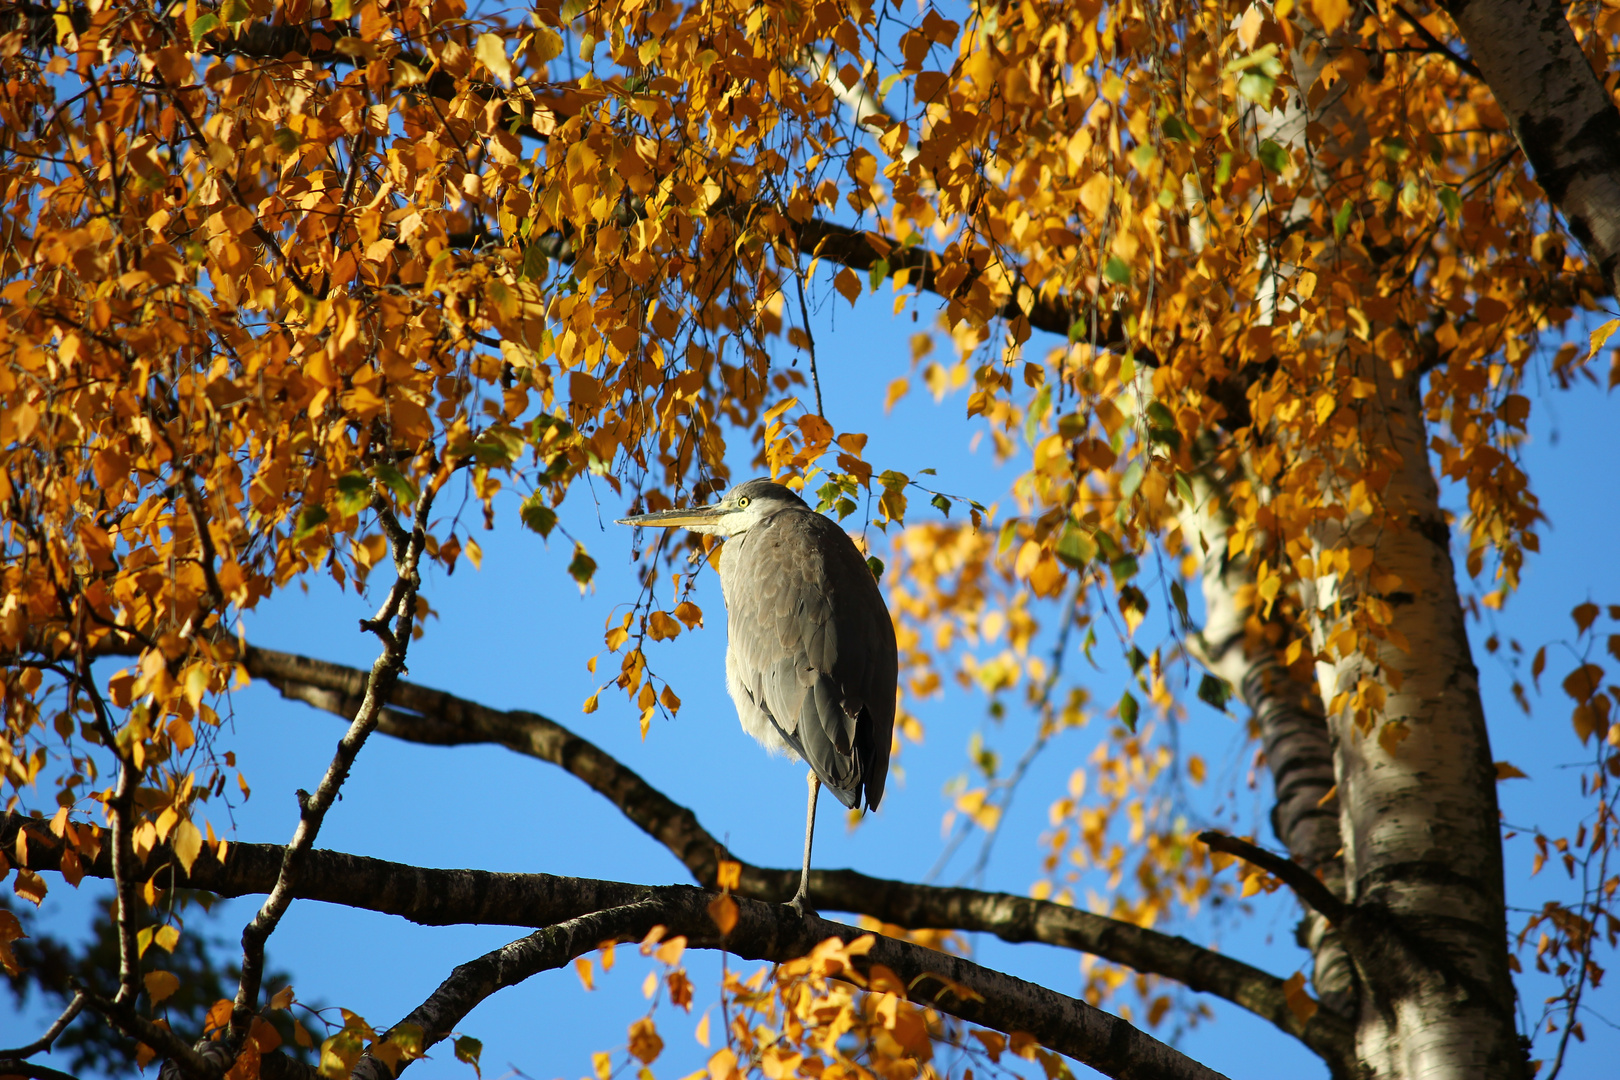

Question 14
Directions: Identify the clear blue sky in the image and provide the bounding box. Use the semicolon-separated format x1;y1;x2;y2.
12;275;1619;1078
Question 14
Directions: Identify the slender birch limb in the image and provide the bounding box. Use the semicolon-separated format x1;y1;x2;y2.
229;486;435;1042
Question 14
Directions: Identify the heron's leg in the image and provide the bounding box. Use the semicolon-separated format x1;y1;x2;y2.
789;770;821;915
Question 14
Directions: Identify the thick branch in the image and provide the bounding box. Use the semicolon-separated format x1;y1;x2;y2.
7;824;1225;1080
0;1060;84;1080
1444;0;1620;297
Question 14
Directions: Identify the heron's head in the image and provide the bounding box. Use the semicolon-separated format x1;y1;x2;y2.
616;478;808;538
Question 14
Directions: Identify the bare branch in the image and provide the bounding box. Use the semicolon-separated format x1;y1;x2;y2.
0;990;86;1057
75;985;222;1080
0;1059;85;1080
229;484;436;1041
1198;832;1348;925
350;902;666;1080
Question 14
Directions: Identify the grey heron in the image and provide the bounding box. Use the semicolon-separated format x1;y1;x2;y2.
618;478;897;913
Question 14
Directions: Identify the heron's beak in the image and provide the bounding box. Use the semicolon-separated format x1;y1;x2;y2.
615;503;729;528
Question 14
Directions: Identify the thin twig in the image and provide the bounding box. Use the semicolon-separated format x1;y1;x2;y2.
228;482;436;1041
0;991;86;1056
1390;4;1483;80
1197;831;1348;924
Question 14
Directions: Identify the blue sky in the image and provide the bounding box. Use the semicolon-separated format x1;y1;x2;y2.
11;273;1620;1079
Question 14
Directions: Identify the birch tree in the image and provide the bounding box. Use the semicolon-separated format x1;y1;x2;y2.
2;2;1618;1080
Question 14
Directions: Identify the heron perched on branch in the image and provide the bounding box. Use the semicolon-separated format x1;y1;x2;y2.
619;478;898;913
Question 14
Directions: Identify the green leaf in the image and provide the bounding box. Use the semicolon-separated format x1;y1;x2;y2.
1103;255;1131;284
1197;674;1231;711
271;126;301;154
567;545;596;593
997;519;1018;554
1127;646;1148;674
453;1036;482;1078
1174;471;1196;507
1256;138;1288;173
335;473;372;517
520;241;549;280
1067;319;1088;342
1054;522;1096;569
370;463;418;504
1215;152;1233;188
189;14;220;45
1161;115;1200;144
1120;459;1145;500
1333;199;1353;240
930;493;951;517
878;71;905;97
866;555;885;580
1118;690;1140;732
1110;554;1139;582
221;0;251;23
1170;581;1191;630
878;469;909;493
1238;72;1275;104
868;258;890;292
330;0;353;19
293;505;329;542
520;494;557;539
1437;186;1462;224
1024;384;1051;446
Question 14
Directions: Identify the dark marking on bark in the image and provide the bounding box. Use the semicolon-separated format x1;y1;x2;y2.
1384;591;1415;606
1412;511;1451;549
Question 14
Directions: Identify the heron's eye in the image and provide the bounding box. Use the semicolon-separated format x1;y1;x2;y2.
737;496;751;508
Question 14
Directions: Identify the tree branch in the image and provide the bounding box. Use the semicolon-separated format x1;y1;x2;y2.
1197;832;1347;926
1443;0;1620;298
229;485;436;1041
12;830;1228;1080
0;990;86;1057
349;902;666;1080
0;1060;85;1080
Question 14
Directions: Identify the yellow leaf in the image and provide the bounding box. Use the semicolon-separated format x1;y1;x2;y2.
575;956;594;990
1377;720;1410;757
172;818;203;874
532;26;563;64
884;377;909;413
694;1012;711;1047
1587;317;1620;362
1306;0;1351;33
465;538;482;571
269;985;295;1011
629;1018;663;1065
716;860;741;890
707;1048;739;1080
476;33;512;85
0;909;26;976
144;970;180;1004
154;924;179;953
833;268;860;307
1078;173;1111;219
707;892;738;935
1282;972;1319;1024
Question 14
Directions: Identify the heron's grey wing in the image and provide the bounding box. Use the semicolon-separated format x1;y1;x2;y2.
723;509;897;811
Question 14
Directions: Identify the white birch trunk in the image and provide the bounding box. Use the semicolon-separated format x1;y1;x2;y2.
1303;363;1519;1078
